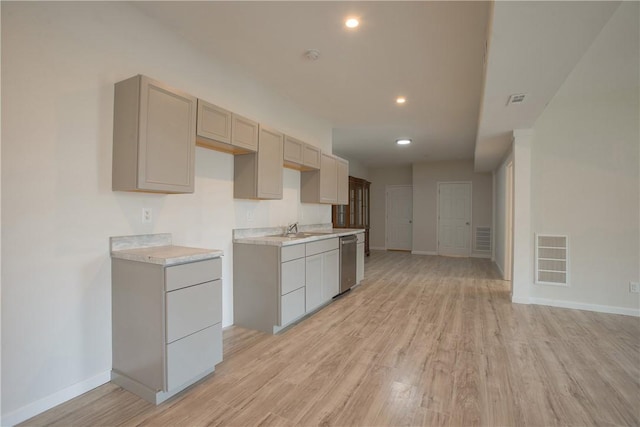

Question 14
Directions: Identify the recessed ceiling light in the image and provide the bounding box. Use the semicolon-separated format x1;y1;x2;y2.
396;96;406;104
396;139;411;145
345;18;359;28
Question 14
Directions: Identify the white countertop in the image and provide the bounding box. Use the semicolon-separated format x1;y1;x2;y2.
233;228;365;247
110;234;223;266
111;245;223;266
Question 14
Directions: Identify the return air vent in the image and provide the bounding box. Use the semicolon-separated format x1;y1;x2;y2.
475;226;491;252
535;234;569;286
506;93;527;105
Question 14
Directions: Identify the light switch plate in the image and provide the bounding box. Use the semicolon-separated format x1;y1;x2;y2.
630;282;639;293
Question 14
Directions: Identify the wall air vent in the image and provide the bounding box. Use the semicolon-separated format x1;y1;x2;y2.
506;93;527;105
475;226;491;252
535;234;569;286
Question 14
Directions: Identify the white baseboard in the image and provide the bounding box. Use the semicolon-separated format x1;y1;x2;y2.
370;246;386;251
2;371;110;426
511;296;530;305
411;251;437;256
470;253;491;259
528;297;640;317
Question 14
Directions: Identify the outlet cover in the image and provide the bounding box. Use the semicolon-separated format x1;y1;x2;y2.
142;208;152;224
630;282;640;293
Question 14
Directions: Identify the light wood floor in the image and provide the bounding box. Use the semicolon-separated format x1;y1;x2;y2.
21;251;640;426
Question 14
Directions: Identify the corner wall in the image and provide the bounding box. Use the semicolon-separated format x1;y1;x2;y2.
1;2;331;423
412;160;493;256
528;2;639;314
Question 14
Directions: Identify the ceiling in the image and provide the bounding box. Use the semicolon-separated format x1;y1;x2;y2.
133;1;620;171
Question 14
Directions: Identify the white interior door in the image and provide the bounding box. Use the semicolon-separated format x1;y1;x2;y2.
438;182;472;256
386;186;413;251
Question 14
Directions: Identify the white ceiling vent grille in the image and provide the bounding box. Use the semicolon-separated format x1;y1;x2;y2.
535;234;569;286
506;93;527;105
475;226;491;252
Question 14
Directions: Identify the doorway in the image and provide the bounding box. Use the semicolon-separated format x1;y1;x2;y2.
385;185;413;251
437;182;472;256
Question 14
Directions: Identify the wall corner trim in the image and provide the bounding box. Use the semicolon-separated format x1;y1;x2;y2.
528;298;640;317
2;371;111;426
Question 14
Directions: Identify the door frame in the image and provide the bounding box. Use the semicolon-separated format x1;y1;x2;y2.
385;185;413;251
436;181;473;257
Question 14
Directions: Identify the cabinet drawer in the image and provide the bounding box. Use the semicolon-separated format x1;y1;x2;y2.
166;280;221;343
281;244;305;262
306;237;339;257
356;232;365;244
166;258;221;291
280;287;305;326
166;323;222;391
281;258;305;295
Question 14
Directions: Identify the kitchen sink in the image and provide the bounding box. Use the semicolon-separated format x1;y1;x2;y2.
268;231;333;239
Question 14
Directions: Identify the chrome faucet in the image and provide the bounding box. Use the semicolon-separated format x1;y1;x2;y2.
286;222;298;236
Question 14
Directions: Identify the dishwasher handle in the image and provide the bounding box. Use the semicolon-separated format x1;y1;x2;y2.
340;235;358;244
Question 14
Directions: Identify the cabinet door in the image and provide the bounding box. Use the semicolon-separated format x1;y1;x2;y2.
303;144;321;169
138;76;196;193
305;253;324;312
336;157;349;205
284;135;304;165
319;153;337;204
257;126;284;199
232;114;259;152
322;249;340;300
197;100;231;145
357;243;364;284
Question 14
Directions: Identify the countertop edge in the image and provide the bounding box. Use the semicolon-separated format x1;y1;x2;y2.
233;229;365;247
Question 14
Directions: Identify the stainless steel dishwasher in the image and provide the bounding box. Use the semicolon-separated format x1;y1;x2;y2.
339;235;358;293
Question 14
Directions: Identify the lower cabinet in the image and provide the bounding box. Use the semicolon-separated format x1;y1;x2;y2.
234;237;340;334
356;232;365;284
111;257;223;404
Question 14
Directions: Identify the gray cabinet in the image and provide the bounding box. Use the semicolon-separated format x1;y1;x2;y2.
113;75;196;194
234;242;306;333
234;237;340;334
111;257;222;404
300;153;349;204
234;125;284;199
305;238;339;311
356;232;365;284
196;100;259;154
337;157;349;205
284;135;321;171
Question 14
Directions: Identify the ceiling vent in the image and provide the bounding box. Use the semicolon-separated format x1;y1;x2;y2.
506;93;527;105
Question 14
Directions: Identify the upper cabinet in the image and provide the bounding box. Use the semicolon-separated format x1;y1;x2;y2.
301;153;349;204
234;125;284;200
196;99;258;154
336;157;349;205
113;75;196;193
283;135;320;171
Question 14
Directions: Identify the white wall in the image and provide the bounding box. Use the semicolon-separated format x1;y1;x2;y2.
528;2;639;313
368;166;413;249
333;152;370;181
1;2;332;423
412;160;493;256
494;149;513;277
